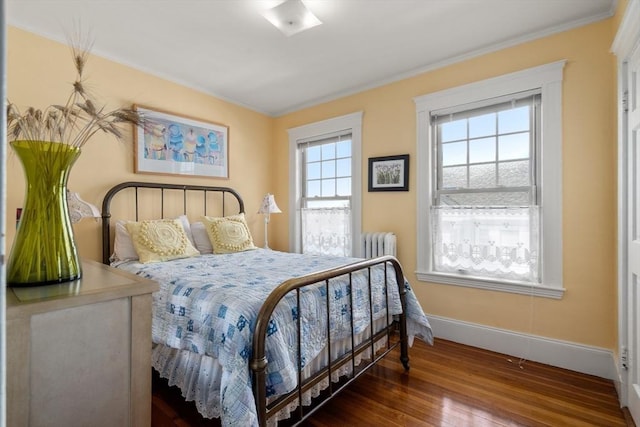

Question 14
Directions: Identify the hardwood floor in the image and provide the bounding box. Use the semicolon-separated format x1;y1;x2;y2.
152;338;633;426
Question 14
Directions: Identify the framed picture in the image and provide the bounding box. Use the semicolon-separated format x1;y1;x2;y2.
368;154;409;192
134;105;229;178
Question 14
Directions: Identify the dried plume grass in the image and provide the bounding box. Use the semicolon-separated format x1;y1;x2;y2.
6;32;142;148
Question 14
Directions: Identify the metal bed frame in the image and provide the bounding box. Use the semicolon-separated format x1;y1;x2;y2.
101;181;410;426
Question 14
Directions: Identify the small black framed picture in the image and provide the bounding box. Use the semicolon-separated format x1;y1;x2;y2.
368;154;409;192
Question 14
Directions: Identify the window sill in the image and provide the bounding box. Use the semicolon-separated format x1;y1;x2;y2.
415;271;565;299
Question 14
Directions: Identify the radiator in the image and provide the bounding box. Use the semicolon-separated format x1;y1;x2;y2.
361;232;397;258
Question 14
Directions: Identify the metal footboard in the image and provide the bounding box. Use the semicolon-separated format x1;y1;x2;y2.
251;255;410;426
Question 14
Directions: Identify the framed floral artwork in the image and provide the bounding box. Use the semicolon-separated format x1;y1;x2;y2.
368;154;409;192
134;105;229;178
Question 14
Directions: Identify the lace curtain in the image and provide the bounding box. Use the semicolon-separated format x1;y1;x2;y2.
431;206;540;282
301;207;351;256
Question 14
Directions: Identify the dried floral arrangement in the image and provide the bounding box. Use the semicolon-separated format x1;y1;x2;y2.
6;37;141;147
5;34;142;285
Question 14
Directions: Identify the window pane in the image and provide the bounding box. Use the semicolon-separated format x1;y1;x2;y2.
469;113;496;138
469;137;496;163
499;133;530;161
336;140;351;158
322;179;336;196
442;141;467;166
307;145;321;162
440;191;530;206
336;158;351;177
498;160;530;186
469;163;496;188
321;143;335;160
499;106;530;134
306;162;320;180
442;166;467;189
431;206;539;282
307;180;321;197
441;120;466;142
336;177;351;196
321;160;335;178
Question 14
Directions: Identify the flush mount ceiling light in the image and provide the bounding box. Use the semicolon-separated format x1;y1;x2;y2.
262;0;322;37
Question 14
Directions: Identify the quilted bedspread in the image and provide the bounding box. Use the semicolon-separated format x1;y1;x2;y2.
117;249;432;426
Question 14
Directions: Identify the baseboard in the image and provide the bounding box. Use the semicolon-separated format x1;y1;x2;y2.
427;314;616;380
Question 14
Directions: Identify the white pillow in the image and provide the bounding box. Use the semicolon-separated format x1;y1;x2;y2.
177;215;195;246
112;214;194;262
191;222;213;254
113;220;139;262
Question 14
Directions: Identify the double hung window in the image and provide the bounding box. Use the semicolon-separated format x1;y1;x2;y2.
415;62;565;298
432;92;541;282
288;112;363;257
299;133;353;256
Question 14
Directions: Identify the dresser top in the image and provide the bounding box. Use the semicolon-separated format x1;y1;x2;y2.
6;260;158;317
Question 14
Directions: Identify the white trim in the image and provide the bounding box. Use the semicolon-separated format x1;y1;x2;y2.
417;272;565;299
612;0;640;411
288;112;363;256
615;48;630;412
612;0;640;57
428;314;616;380
414;61;565;297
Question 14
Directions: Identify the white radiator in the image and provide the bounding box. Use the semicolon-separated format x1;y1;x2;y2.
361;232;396;258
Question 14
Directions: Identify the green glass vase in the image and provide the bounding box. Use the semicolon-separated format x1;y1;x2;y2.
7;140;82;286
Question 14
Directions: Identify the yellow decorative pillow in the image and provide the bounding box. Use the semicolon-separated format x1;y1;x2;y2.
202;213;257;254
126;219;200;263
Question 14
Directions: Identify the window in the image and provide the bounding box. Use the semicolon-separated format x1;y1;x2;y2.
415;62;565;298
300;133;352;256
433;92;540;282
288;112;363;256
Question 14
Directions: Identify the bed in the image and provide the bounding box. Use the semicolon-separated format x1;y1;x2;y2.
101;181;433;426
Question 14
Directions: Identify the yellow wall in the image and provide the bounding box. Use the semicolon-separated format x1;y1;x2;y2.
6;27;274;261
272;19;618;349
7;11;623;351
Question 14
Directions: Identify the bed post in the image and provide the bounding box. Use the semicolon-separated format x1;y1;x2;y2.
250;356;268;427
388;258;410;371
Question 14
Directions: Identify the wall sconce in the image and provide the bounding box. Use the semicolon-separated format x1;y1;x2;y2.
257;193;282;249
67;191;100;224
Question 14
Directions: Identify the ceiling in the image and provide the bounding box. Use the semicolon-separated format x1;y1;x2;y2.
7;0;615;117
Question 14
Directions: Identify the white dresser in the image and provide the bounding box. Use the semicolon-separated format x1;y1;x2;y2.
7;260;159;427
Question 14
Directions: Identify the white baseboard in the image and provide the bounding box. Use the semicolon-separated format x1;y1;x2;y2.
427;314;617;380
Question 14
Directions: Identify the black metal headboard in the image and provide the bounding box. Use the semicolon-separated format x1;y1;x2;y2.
101;181;245;264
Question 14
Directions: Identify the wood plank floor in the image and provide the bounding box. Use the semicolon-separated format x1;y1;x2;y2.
152;338;633;427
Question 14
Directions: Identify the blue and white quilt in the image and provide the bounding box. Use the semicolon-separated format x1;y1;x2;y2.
117;249;432;426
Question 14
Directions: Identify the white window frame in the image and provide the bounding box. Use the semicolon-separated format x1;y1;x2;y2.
415;62;566;299
288;112;363;256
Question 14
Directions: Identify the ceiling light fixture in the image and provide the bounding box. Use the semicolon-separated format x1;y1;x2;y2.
261;0;322;37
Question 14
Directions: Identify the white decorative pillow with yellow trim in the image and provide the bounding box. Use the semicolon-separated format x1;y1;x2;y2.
111;215;194;263
125;218;200;263
201;213;257;254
